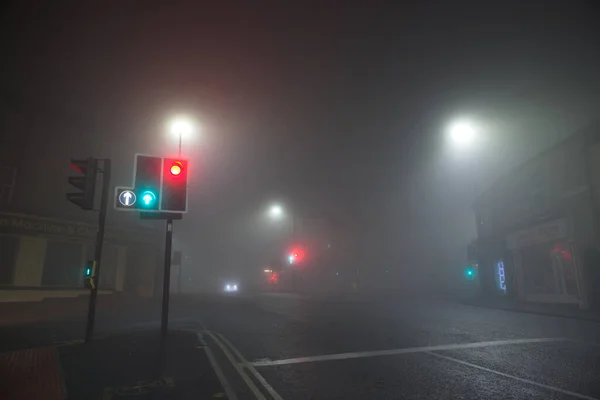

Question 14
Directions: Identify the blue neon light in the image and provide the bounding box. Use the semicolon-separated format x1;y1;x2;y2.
496;260;506;293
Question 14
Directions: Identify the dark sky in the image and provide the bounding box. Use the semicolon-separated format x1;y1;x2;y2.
2;1;600;285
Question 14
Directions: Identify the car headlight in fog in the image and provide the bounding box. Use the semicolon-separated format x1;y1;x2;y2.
224;284;238;292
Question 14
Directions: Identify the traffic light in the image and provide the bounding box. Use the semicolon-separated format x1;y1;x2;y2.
133;155;161;210
464;265;477;280
161;158;188;212
67;158;98;210
83;260;96;289
288;246;305;265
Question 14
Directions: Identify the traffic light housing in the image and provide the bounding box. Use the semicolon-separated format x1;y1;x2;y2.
133;155;161;210
67;158;98;210
161;158;188;212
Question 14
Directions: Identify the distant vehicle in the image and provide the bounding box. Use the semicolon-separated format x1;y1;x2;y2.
223;283;239;293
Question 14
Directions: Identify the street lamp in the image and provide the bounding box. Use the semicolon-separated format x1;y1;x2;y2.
169;116;196;156
268;204;284;220
448;119;476;145
266;201;297;240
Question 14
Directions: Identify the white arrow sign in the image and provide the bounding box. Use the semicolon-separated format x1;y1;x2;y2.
118;190;136;207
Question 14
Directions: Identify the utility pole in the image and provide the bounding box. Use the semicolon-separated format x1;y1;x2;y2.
85;159;111;344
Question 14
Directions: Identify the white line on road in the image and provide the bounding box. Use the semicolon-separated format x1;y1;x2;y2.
215;332;284;400
206;331;267;400
425;351;600;400
251;337;566;367
196;332;238;400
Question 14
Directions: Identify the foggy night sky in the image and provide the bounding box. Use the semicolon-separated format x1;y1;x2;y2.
2;1;599;286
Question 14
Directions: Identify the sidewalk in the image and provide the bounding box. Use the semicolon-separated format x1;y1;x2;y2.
0;293;158;326
59;329;225;399
461;295;600;322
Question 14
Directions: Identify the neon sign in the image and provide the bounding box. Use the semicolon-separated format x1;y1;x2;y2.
496;260;506;293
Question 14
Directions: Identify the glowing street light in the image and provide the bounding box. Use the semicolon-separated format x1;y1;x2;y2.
268;204;284;220
169;116;197;156
449;120;476;145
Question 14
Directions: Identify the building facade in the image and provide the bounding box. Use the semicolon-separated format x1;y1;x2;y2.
0;94;163;300
0;212;161;301
472;122;600;309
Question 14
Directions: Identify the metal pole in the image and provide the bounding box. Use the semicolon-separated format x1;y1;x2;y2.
178;133;182;157
160;219;174;345
85;159;111;344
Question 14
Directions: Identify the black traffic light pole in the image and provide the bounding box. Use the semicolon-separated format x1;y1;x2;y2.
85;159;111;344
160;218;174;347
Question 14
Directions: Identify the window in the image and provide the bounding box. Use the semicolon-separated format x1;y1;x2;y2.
42;240;84;286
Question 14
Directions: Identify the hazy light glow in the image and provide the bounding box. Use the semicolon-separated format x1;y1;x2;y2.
268;204;284;219
169;116;196;139
449;120;476;144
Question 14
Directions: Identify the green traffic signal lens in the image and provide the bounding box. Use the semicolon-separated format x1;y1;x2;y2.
141;190;157;207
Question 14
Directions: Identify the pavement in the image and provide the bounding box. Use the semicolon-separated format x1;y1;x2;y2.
2;292;600;399
460;294;600;322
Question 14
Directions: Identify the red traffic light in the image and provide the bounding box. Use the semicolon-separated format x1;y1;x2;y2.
288;246;306;264
170;161;183;176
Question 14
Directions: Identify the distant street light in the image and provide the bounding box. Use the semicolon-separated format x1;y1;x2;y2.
268;203;284;220
169;116;196;156
449;120;476;145
265;201;297;244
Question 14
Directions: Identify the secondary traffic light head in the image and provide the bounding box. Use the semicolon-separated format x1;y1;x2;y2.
67;158;98;210
83;260;96;289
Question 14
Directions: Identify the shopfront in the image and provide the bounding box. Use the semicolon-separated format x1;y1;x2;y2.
0;212;160;299
507;218;581;305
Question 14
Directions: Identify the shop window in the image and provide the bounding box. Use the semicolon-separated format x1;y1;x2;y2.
520;241;579;298
0;235;18;284
42;241;84;286
551;242;578;297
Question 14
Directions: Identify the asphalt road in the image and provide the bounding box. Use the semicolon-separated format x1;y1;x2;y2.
193;293;600;400
2;293;600;399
